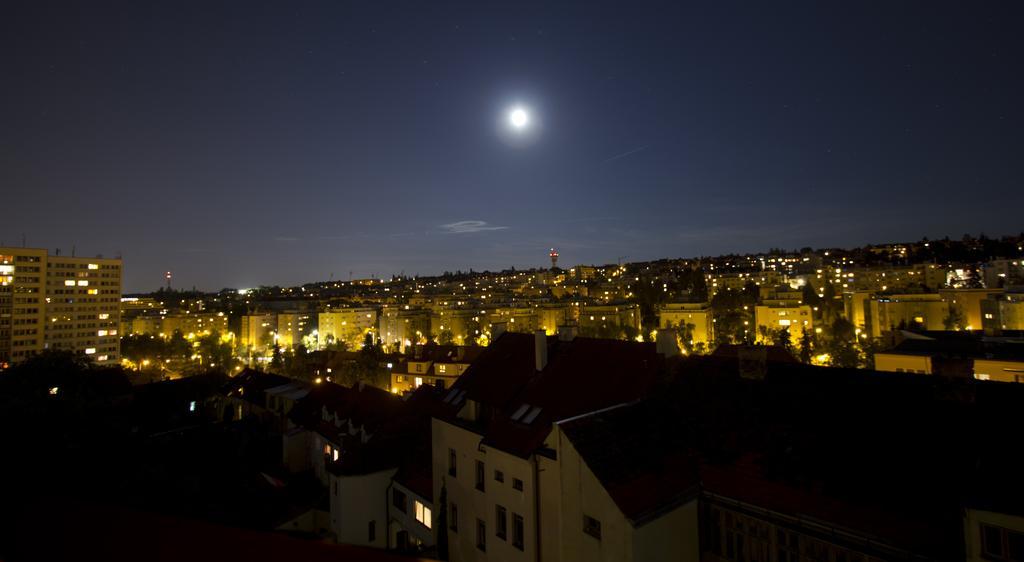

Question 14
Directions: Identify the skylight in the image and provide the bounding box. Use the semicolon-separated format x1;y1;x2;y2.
522;406;543;424
510;404;530;421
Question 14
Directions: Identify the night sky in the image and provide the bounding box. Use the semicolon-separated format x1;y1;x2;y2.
3;2;1022;292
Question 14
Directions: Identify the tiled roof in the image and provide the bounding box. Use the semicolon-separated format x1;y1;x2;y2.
559;401;700;525
442;332;663;458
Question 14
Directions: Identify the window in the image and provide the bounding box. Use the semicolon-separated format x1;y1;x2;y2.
414;376;423;387
392;489;407;513
475;460;485;491
448;448;457;477
981;524;1024;561
494;469;504;483
368;520;376;542
512;478;524;491
449;502;458;532
513;513;524;550
583;514;601;540
415;500;432;529
476;519;487;551
496;505;507;540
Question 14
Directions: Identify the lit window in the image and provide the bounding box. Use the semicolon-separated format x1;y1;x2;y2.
85;348;96;354
778;319;791;326
415;377;423;387
88;263;99;270
97;330;108;336
415;500;432;529
64;280;75;286
98;313;110;320
77;280;88;286
189;401;197;412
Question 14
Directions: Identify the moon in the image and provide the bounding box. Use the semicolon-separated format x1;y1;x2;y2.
508;107;530;129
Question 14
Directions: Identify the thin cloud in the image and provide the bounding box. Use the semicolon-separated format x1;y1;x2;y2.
439;220;509;234
601;145;648;164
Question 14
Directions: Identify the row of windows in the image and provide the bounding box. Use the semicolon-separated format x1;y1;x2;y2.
456;507;525;553
447;449;524;492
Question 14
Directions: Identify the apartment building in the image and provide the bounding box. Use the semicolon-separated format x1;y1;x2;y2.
873;334;1024;383
864;293;950;338
981;291;1024;333
378;306;433;352
318;307;378;350
240;313;277;353
276;311;316;348
578;303;641;338
657;302;713;347
754;302;813;343
126;310;229;338
1;247;121;368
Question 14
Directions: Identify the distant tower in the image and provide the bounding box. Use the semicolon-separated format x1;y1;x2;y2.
165;271;172;290
549;248;559;270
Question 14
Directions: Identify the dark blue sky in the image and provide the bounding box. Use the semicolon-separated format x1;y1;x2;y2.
3;1;1022;292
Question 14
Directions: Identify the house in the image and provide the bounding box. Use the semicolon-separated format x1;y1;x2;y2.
550;402;701;562
217;368;292;423
431;330;663;562
284;379;446;554
390;344;485;394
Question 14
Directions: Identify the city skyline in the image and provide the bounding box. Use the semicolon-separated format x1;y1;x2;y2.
4;2;1023;291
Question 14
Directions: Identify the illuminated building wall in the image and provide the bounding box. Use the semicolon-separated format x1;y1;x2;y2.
578;303;641;336
0;247;122;368
535;303;577;335
981;293;1024;333
378;306;432;352
276;311;315;349
938;288;1004;331
318;307;377;349
754;304;813;343
240;313;277;352
865;294;949;338
657;303;713;346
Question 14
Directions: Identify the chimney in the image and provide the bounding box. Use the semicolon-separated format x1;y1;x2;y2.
491;322;507;341
558;324;578;342
534;330;548;372
656;329;679;358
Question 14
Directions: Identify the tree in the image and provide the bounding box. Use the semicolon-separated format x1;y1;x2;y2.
195;331;235;372
798;329;814;364
675;322;698;355
772;327;794;356
825;318;860;368
943;305;965;331
270;344;283;372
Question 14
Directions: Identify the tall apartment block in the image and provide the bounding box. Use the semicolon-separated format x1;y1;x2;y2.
0;247;122;369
